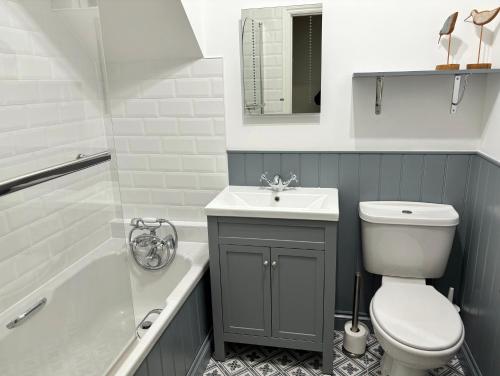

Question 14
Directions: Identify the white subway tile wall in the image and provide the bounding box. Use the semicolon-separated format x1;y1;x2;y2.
0;0;108;181
0;0;119;312
109;58;228;221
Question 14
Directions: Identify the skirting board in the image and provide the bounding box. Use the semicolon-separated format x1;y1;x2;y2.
187;331;214;376
459;341;483;376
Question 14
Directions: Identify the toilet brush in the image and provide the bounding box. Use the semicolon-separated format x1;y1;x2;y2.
342;272;369;357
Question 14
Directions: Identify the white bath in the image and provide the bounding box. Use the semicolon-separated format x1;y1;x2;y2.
109;239;209;376
0;222;209;376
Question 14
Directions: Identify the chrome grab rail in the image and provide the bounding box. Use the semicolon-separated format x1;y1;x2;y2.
6;297;47;329
0;151;111;197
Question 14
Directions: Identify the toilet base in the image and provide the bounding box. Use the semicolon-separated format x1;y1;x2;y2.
380;353;426;376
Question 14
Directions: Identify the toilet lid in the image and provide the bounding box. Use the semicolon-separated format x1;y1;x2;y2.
371;283;463;351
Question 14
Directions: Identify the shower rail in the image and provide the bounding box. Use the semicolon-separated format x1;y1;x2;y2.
0;150;111;197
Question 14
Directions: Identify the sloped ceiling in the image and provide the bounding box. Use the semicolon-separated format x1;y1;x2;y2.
98;0;203;63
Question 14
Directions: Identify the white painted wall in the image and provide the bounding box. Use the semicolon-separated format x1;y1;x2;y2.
480;42;500;162
204;0;499;152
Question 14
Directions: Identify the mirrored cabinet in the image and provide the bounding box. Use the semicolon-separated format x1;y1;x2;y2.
241;4;322;116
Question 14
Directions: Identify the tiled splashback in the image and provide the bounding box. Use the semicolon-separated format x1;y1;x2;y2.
108;58;228;221
227;151;473;315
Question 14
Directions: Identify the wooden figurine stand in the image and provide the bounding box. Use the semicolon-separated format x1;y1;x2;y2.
436;12;460;71
436;64;460;70
467;63;492;69
468;25;492;69
436;34;459;70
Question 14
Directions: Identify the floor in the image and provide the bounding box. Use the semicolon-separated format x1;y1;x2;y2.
203;331;466;376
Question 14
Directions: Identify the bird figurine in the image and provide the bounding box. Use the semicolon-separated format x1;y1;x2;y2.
465;7;500;69
436;12;460;70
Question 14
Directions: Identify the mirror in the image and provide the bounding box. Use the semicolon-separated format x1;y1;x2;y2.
241;4;322;116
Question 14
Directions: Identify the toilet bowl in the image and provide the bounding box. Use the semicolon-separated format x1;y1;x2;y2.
370;277;464;376
359;201;463;376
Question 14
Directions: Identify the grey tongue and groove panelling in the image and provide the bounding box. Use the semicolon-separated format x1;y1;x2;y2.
460;155;500;376
227;152;473;316
135;272;212;376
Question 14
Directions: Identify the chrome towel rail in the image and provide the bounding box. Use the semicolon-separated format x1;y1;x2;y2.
0;151;111;197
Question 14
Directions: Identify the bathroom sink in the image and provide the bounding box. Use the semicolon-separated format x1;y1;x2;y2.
205;186;339;221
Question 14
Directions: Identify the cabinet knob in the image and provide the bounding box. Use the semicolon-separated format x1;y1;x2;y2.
263;260;269;266
271;261;278;268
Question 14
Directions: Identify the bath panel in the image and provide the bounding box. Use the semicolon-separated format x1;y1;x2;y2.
134;272;212;376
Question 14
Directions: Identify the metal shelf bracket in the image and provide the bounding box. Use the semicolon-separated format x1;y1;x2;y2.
375;76;384;115
450;74;469;114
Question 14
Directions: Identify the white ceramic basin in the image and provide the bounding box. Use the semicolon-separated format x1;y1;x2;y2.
205;186;339;221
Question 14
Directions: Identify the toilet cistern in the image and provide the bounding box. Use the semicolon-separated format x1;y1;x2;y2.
359;201;463;376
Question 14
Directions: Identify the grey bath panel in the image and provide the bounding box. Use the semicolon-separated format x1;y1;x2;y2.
135;272;212;376
271;248;324;343
227;151;474;316
172;313;187;376
146;345;163;376
136;362;148;376
159;326;176;376
219;244;271;337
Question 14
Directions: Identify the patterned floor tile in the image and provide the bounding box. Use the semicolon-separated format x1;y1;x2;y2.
202;330;466;376
272;350;300;371
254;361;281;376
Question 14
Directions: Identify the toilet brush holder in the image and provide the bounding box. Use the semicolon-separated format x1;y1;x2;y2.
343;321;369;357
342;272;368;357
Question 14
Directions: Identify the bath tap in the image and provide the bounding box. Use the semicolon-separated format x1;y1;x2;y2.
128;218;178;270
260;172;298;192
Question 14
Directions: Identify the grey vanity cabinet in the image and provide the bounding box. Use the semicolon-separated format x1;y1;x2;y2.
208;217;337;375
219;245;324;342
271;248;324;343
220;244;271;337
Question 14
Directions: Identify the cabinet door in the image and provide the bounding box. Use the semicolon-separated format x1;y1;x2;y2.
219;245;271;336
271;248;324;342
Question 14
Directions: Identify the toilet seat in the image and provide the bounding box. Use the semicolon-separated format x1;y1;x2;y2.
371;283;463;351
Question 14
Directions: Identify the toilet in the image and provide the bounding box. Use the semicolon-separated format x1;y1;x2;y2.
359;201;464;376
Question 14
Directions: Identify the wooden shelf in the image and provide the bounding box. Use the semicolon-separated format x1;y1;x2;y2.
352;69;500;78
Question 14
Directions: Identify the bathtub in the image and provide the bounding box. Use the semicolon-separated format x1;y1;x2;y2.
0;223;210;376
108;239;210;376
